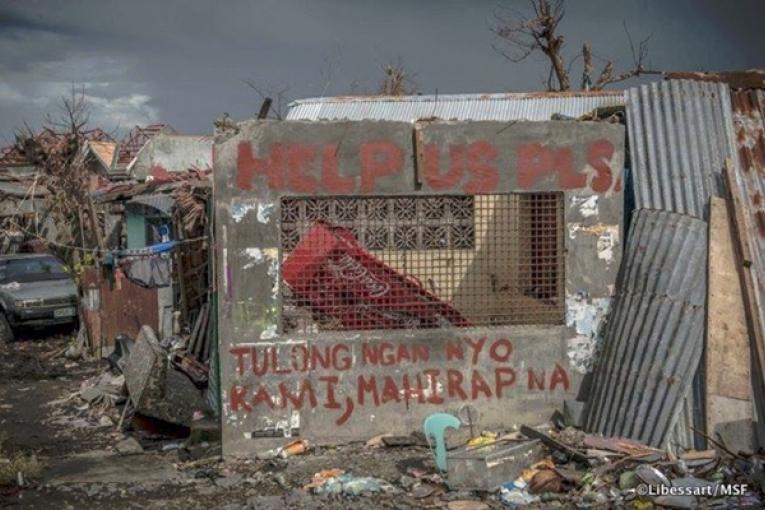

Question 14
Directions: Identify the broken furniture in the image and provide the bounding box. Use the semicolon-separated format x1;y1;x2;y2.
447;440;545;491
124;325;210;426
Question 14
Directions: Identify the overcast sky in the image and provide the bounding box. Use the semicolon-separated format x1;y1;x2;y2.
1;0;764;143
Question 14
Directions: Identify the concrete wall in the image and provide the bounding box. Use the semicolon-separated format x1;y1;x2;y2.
214;119;624;457
130;134;213;179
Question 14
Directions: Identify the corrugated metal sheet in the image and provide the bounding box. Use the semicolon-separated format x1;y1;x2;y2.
80;266;160;356
286;91;624;122
731;89;765;445
666;366;707;452
626;80;739;219
583;209;707;448
731;89;765;318
667;391;696;452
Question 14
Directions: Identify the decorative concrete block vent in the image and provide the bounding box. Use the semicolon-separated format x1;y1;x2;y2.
280;193;565;333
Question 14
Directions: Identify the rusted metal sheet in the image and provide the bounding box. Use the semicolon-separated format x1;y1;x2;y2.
286;91;624;122
731;89;765;280
625;80;738;219
583;209;707;448
663;70;765;90
730;89;765;445
80;266;159;354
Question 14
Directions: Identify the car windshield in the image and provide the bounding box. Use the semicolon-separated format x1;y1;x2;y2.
0;257;70;283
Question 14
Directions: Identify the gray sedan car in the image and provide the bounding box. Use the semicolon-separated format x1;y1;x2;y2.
0;254;79;342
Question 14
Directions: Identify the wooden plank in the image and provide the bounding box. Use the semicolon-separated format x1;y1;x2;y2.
187;303;205;353
706;197;754;452
520;425;590;466
724;162;765;435
173;213;189;322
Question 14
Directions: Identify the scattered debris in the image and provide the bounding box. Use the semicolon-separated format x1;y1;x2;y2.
308;471;393;496
114;437;144;455
448;439;544;491
365;433;393;448
278;439;310;458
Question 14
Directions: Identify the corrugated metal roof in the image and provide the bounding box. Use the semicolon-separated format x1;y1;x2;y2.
625;80;739;219
127;193;175;215
663;69;765;89
286;91;624;122
583;209;707;448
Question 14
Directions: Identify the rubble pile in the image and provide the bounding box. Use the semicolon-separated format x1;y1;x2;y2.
222;424;765;509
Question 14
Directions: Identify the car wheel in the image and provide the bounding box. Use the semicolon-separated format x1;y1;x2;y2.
0;312;14;344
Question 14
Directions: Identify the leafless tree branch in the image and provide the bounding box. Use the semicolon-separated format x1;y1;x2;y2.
590;24;660;90
377;58;417;96
492;0;661;91
492;0;570;90
244;80;291;120
12;85;103;263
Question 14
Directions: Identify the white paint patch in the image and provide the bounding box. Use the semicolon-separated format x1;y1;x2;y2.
263;248;281;299
231;200;258;223
566;293;611;338
0;281;20;291
568;335;596;374
567;224;620;265
223;249;229;285
571;196;598;218
581;151;623;197
245;247;264;262
222;226;230;296
566;293;612;373
421;379;444;398
596;227;619;264
274;411;301;438
257;203;275;224
243;247;264;269
260;324;278;340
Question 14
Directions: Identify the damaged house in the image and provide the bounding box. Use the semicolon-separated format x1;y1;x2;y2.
0;128;117;252
213;75;765;464
215;91;627;452
0;121;217;428
3;72;765;505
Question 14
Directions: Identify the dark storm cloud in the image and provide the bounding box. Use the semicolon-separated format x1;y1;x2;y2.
1;0;764;143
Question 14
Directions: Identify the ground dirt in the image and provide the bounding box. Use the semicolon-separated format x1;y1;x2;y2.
0;332;500;509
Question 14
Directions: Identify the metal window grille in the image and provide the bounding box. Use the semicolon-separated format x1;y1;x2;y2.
280;193;564;333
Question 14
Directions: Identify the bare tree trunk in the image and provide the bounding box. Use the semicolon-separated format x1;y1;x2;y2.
582;43;593;90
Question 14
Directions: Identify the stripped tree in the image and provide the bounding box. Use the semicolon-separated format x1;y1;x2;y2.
378;59;417;96
492;0;659;91
12;86;106;265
